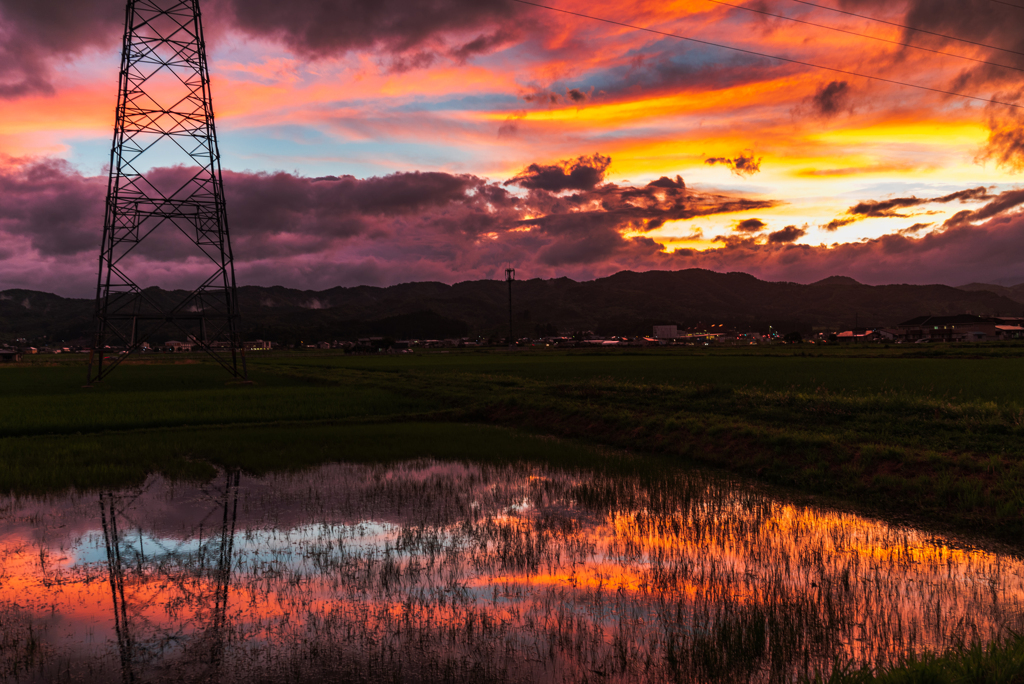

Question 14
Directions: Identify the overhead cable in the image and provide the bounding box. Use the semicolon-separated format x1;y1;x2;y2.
789;0;1024;57
704;0;1024;74
509;0;1024;109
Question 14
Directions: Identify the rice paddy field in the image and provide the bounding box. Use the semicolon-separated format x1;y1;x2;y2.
2;345;1024;682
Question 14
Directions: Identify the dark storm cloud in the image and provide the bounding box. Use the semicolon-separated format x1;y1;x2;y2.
593;47;788;102
217;0;520;60
505;154;612;192
451;27;520;62
704;152;762;177
942;188;1024;228
519;87;593;106
822;187;994;229
850;187;993;218
829;0;1021;84
662;213;1024;287
311;171;485;214
767;225;806;243
897;222;932;235
977;99;1024;172
12;157;1024;295
0;158;105;254
849;197;929;218
897;0;1024;79
734;218;767;233
822;216;857;232
0;0;524;98
809;81;851;118
647;176;685;189
497;112;526;138
218;167;523;256
834;0;1024;162
522;90;560;105
512;175;776;267
384;51;438;74
0;0;123;98
567;88;587;103
711;234;757;248
2;154;777;274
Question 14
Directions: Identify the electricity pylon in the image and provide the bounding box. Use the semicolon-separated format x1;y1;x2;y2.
88;0;245;384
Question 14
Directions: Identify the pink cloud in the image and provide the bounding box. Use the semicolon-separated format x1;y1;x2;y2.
0;157;104;255
668;218;1024;286
3;156;1024;297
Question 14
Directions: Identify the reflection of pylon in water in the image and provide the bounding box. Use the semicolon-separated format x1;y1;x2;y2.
87;0;245;384
100;492;136;684
208;469;239;671
99;470;240;680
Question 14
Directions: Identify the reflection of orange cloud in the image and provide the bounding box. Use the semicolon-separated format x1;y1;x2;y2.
0;538;231;640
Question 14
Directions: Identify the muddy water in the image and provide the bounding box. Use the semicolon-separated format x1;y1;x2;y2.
1;460;1022;683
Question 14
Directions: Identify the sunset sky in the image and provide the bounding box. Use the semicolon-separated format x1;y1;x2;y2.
3;0;1024;295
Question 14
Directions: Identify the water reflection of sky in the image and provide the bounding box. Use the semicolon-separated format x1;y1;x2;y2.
2;460;1023;683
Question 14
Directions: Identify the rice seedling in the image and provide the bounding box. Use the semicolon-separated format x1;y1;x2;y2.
2;457;1022;683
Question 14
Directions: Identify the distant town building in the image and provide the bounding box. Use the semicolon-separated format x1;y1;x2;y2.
897;314;1024;342
0;349;23;363
653;325;678;339
164;340;193;352
835;330;883;343
995;325;1024;340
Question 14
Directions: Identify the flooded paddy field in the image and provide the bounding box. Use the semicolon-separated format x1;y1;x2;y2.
2;455;1023;683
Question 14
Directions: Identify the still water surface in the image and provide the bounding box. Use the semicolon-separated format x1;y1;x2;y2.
1;459;1023;683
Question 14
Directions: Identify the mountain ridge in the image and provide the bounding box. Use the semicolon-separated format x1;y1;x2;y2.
956;282;1024;304
3;269;1023;343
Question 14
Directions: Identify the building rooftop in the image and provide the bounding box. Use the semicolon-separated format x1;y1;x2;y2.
898;314;996;327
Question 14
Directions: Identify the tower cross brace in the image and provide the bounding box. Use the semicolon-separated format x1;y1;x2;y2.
88;0;245;383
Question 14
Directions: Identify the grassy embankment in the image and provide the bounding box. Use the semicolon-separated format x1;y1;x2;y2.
3;345;1024;682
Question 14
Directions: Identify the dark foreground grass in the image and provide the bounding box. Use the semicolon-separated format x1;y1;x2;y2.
0;422;612;495
804;632;1024;683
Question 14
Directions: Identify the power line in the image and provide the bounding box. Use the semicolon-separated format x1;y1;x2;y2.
705;0;1024;74
988;0;1024;9
510;0;1024;109
789;0;1024;58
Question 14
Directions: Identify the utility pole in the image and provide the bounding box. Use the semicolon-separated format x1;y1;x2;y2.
506;266;515;349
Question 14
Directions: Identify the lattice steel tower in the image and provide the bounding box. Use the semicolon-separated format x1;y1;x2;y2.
88;0;245;383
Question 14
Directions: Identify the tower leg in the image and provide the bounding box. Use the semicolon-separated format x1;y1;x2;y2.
87;0;244;384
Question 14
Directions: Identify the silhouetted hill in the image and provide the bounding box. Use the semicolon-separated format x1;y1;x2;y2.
0;289;95;343
957;282;1024;305
4;269;1023;344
